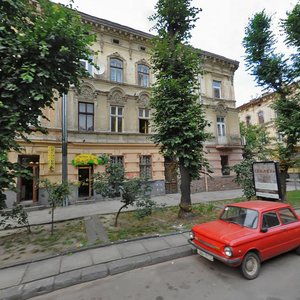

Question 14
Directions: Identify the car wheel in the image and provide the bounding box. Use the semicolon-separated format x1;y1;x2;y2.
240;252;261;280
295;246;300;255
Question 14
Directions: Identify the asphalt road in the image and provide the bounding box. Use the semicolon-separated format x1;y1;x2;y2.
32;252;300;300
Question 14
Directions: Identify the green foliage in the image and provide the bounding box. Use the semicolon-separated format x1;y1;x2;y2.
243;4;300;200
233;123;271;199
0;0;95;209
40;179;72;235
150;0;210;215
94;162;158;226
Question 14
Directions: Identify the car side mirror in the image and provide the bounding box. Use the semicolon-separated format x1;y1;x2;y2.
261;227;268;233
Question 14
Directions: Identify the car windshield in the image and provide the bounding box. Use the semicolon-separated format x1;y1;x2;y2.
220;206;259;229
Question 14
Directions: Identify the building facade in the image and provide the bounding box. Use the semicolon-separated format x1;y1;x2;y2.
6;12;242;208
238;90;300;177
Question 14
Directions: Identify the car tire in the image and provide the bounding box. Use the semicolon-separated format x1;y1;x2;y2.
240;252;261;280
295;246;300;255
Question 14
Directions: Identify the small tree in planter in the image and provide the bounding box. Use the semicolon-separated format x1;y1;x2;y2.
94;162;157;226
40;179;71;235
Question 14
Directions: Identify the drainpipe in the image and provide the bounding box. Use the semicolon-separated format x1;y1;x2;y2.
62;93;68;206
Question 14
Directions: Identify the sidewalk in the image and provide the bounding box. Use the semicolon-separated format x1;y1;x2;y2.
1;188;299;300
27;189;244;225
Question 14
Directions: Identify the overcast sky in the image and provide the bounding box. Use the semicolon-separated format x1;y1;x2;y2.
53;0;299;106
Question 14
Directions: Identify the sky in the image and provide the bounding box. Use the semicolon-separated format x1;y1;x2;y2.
53;0;299;106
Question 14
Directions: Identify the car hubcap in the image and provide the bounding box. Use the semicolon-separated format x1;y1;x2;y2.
245;257;257;276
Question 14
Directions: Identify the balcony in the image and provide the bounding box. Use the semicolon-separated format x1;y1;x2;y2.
206;135;242;149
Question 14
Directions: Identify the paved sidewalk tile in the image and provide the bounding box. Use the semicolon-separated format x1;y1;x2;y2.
163;234;188;247
89;245;122;264
116;241;148;258
22;256;61;283
141;237;171;252
60;251;93;273
0;264;28;290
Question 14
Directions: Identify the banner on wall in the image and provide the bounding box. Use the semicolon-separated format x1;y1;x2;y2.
47;146;55;171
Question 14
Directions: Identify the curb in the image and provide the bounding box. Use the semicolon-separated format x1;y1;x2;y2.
0;245;194;300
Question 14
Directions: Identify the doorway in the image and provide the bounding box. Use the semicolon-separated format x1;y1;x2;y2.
18;155;40;202
78;166;93;198
164;157;178;194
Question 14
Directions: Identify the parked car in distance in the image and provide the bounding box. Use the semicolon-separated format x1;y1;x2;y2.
188;200;300;279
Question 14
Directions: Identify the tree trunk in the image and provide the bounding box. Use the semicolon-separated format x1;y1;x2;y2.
279;169;288;202
114;203;128;227
178;161;193;219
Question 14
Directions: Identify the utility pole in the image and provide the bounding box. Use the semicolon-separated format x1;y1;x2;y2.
62;93;68;206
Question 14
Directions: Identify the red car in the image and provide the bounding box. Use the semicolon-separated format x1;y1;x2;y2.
188;200;300;279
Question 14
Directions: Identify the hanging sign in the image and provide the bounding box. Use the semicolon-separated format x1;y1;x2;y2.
72;154;101;167
48;146;55;171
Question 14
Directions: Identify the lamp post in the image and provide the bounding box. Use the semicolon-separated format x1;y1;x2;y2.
62;93;68;206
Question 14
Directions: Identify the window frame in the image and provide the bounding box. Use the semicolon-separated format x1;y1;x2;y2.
258;110;265;124
110;58;123;83
78;102;94;132
138;108;150;134
217;116;226;137
140;155;152;179
110;155;124;166
110;106;124;133
138;64;150;87
261;211;281;229
213;80;222;99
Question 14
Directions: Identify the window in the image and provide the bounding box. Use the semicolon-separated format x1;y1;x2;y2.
110;58;123;83
138;64;150;87
140;155;152;179
220;206;258;229
213;80;221;98
221;155;230;176
279;208;298;224
246;115;251;126
110;106;123;132
262;211;280;228
258;111;264;124
112;38;120;45
78;102;94;131
217;117;226;137
139;108;150;133
80;56;93;76
110;155;124;165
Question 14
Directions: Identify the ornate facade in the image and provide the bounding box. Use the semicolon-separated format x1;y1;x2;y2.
6;12;242;207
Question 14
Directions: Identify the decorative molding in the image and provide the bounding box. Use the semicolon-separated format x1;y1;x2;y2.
214;102;228;115
107;87;127;105
137;92;150;107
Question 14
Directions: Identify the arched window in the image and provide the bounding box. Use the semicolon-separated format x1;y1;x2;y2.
138;64;149;87
110;58;123;83
258;111;264;124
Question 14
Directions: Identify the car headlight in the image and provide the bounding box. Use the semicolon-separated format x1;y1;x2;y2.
224;246;233;257
189;231;195;240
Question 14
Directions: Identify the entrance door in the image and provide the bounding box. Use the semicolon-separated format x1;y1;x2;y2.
164;158;178;194
18;155;39;202
78;167;93;198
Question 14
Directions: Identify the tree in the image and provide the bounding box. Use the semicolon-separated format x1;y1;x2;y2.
243;5;300;200
233;123;271;199
149;0;210;218
0;1;95;211
40;179;71;235
93;162;155;227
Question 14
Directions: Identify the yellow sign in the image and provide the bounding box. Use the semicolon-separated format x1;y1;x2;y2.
48;146;55;171
72;154;100;167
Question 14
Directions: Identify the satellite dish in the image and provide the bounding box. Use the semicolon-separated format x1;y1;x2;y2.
94;63;106;76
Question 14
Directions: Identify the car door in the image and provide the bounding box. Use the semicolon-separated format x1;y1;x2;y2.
278;208;300;251
258;210;288;261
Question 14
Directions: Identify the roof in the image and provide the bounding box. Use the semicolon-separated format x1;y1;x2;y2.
229;200;290;212
79;11;239;68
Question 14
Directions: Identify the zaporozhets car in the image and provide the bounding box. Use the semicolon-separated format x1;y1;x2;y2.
188;200;300;279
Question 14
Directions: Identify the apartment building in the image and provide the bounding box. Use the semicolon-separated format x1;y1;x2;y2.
5;12;242;207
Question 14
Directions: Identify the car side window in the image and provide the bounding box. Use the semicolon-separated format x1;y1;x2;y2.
279;208;298;225
262;211;280;228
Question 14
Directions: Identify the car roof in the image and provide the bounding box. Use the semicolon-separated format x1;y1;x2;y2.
228;200;290;212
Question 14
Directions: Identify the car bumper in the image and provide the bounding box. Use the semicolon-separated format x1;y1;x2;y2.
188;239;241;266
